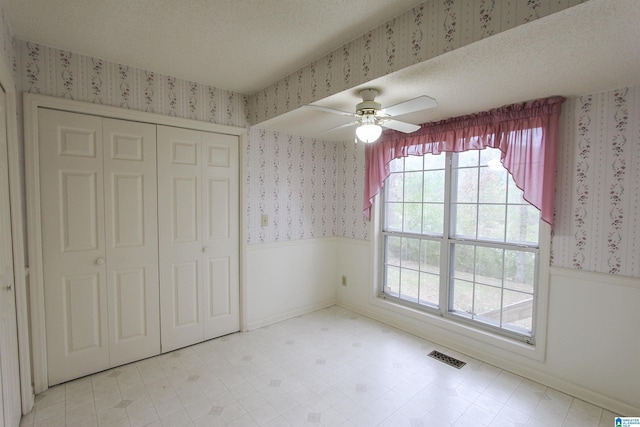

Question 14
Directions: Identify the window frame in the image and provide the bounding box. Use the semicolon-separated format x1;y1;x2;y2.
373;150;551;359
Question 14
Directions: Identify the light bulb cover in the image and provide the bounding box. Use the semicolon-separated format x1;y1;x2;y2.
356;123;382;143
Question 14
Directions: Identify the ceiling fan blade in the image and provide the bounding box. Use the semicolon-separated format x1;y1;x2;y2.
321;120;359;133
382;119;421;133
383;95;437;117
303;104;356;117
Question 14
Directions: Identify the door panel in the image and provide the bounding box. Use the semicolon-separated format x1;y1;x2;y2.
63;273;102;352
111;173;144;247
60;171;99;251
202;133;239;339
172;177;198;242
158;126;204;352
0;87;21;427
208;257;230;318
103;119;159;366
39;109;109;385
173;261;199;326
113;268;147;340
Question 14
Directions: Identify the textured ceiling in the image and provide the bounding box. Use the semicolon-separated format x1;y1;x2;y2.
3;0;639;142
2;0;423;94
260;0;640;141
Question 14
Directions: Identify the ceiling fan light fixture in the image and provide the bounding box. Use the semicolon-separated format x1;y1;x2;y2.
356;123;382;143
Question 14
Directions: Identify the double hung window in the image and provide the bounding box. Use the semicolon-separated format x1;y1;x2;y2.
382;147;540;342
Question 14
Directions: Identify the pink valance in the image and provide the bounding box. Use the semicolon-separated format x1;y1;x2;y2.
364;96;565;226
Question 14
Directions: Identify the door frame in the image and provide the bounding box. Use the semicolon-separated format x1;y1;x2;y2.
0;54;32;415
24;93;248;394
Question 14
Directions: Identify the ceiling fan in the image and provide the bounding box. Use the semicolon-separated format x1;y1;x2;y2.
305;88;437;143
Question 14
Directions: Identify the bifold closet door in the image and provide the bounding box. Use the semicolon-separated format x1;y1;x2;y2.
201;131;239;340
0;87;21;427
102;119;160;367
158;126;239;353
39;109;160;385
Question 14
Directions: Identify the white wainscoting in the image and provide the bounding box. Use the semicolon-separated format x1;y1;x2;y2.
335;236;640;416
244;237;338;330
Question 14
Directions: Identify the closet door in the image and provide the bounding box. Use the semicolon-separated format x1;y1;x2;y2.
158;126;204;352
103;119;160;366
39;110;161;385
39;109;109;385
0;87;21;427
158;126;240;352
202;132;239;339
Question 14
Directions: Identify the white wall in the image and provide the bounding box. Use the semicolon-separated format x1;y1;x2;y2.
335;236;640;416
244;238;338;330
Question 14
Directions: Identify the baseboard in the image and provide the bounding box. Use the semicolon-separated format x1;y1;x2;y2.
245;298;336;331
336;299;639;416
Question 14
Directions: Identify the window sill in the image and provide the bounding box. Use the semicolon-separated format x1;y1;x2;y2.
369;294;546;362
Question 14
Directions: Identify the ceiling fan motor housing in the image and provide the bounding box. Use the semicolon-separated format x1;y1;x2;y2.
356;88;382;116
356;102;381;116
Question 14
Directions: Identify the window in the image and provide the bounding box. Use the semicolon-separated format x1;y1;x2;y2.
382;147;540;342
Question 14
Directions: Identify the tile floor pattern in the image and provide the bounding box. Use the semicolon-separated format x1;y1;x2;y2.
20;306;618;427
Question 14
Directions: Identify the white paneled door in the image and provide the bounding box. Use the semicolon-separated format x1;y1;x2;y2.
0;87;21;426
39;109;159;385
158;126;239;352
102;119;159;367
201;132;240;340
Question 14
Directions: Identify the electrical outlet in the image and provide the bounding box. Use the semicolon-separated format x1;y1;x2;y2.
341;275;347;286
261;214;268;227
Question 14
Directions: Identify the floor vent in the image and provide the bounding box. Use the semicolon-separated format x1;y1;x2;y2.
428;350;466;369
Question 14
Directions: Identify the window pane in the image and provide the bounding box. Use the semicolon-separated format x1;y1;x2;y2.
502;290;533;333
425;153;445;170
386;236;401;266
420;272;439;307
504;250;535;293
477;204;505;241
451;279;473;315
451;244;475;282
479;167;507;204
405;155;423;171
401;237;421;268
507;175;525;204
453;204;477;238
422;204;443;235
423;170;444;202
420;240;440;272
506;205;539;245
480;147;502;166
389;157;404;173
454;168;478;203
385;265;400;296
386;173;404;202
474;284;502;322
403;203;422;234
475;246;503;286
385;202;403;231
404;172;423;203
400;269;420;302
456;150;479;167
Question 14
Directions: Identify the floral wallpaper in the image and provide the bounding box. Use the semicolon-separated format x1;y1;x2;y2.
552;86;640;278
246;128;338;244
10;2;639;278
250;0;586;124
15;40;249;128
0;7;14;76
337;140;369;241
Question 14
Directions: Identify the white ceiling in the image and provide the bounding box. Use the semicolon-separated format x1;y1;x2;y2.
3;0;640;142
261;0;640;141
2;0;423;94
